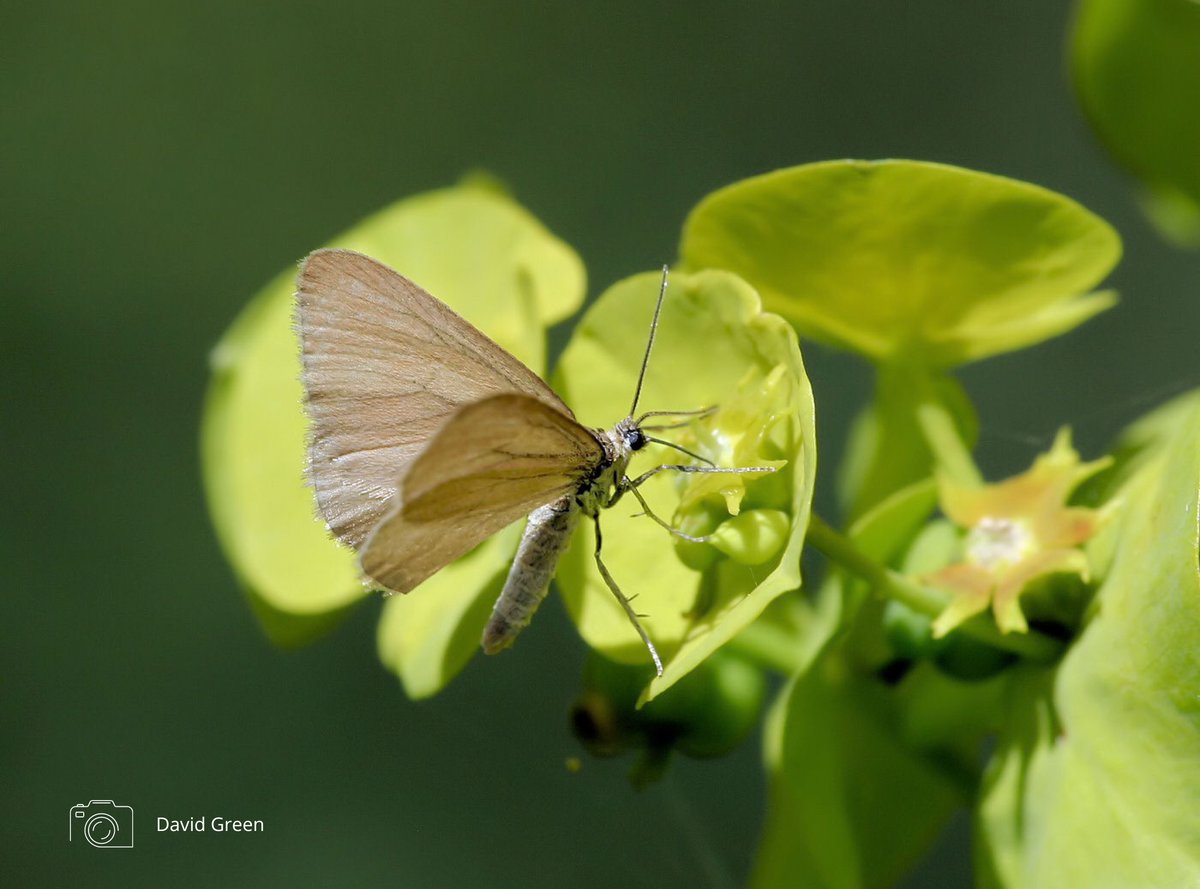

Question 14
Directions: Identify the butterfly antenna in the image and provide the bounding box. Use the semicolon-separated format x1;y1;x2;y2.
629;265;670;418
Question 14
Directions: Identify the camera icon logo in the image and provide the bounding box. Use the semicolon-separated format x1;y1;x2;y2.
69;801;134;848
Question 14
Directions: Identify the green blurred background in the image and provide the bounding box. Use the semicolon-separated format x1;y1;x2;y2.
4;2;1197;886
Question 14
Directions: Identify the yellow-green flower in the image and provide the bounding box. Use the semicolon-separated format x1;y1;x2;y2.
552;269;815;702
925;429;1112;637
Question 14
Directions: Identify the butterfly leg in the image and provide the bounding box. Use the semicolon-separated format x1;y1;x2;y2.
592;516;664;677
617;480;710;543
627;463;776;489
612;465;775;539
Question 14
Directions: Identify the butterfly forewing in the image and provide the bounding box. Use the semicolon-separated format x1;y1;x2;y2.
361;393;604;593
297;249;573;549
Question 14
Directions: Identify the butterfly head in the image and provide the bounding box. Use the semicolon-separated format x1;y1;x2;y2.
616;417;648;452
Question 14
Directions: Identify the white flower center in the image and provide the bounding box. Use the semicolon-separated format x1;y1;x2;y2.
966;516;1033;570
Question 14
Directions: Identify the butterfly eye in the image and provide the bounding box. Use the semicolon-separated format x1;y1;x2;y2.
624;427;648;451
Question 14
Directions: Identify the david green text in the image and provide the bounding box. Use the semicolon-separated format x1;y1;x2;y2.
157;817;263;832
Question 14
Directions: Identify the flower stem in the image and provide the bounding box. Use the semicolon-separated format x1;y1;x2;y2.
916;395;983;487
806;514;1063;663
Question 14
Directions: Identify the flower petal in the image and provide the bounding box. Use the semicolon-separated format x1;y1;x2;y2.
927;563;995;637
992;549;1090;634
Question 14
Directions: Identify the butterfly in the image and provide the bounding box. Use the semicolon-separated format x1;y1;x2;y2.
296;249;772;675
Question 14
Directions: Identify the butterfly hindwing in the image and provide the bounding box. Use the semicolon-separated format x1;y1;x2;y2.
360;393;604;593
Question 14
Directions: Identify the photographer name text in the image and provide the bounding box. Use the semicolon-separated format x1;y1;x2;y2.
156;816;264;833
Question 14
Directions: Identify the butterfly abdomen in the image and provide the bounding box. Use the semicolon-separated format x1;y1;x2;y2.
482;497;580;655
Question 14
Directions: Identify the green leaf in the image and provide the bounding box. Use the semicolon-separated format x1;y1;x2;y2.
753;477;970;889
201;181;585;690
839;365;978;519
823;479;942;670
376;525;523;700
552;269;817;702
894;660;1010;754
844;478;942;572
202;268;363;642
752;660;966;889
1082;389;1200;578
1107;387;1200;484
680;160;1120;366
839;479;942;619
1072;0;1200;247
976;397;1200;886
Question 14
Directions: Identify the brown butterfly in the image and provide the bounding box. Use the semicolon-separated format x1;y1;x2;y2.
296;249;771;674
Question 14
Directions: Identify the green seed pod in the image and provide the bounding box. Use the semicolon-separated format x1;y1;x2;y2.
884;599;1017;681
570;654;655;758
646;650;767;758
707;509;790;565
932;632;1017;682
570;649;768;780
883;599;937;660
672;500;727;572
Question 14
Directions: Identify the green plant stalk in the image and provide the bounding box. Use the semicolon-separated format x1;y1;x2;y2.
805;514;1063;663
916;395;983;487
